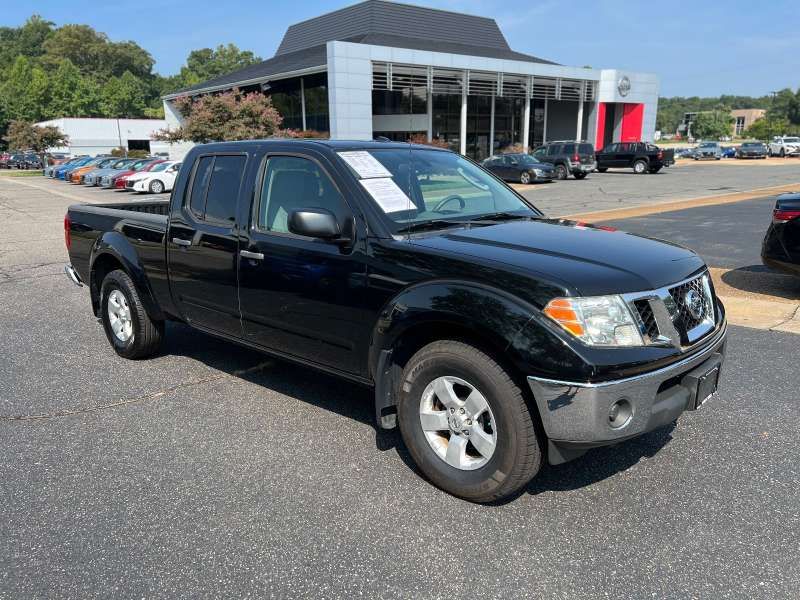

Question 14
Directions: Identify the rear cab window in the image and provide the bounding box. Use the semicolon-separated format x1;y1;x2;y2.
187;154;247;224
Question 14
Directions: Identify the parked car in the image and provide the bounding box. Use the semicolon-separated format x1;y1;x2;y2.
694;142;722;160
124;161;182;193
114;159;165;189
675;147;697;160
64;140;727;503
762;193;800;277
45;153;69;167
720;146;737;159
530;141;596;179
736;142;768;159
100;158;156;188
84;159;137;186
54;156;93;179
768;136;800;157
69;157;117;183
595;142;672;174
481;153;554;184
45;156;77;177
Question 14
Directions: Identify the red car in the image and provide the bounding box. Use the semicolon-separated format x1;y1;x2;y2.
113;159;165;189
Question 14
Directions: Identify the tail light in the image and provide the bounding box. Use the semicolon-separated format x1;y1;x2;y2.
64;214;71;249
657;150;663;160
572;153;580;163
773;209;800;224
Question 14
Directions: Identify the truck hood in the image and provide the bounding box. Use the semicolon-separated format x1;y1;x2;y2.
411;218;705;296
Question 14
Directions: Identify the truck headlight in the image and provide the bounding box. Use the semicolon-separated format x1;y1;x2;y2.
544;295;643;347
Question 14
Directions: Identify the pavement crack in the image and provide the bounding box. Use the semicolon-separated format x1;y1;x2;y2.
0;360;273;422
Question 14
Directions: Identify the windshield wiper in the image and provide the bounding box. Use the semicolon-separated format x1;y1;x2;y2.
469;211;538;222
395;219;469;233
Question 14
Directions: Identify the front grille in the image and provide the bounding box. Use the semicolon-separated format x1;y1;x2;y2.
633;299;659;341
125;181;134;188
669;275;712;333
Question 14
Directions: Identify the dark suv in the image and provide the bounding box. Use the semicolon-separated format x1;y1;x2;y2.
596;142;671;174
531;141;596;180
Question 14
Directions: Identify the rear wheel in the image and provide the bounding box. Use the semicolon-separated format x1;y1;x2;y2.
597;167;608;173
573;171;587;179
633;159;648;174
554;164;568;180
100;269;164;359
397;340;542;502
519;171;531;184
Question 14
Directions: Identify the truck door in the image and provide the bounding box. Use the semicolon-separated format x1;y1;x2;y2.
237;153;370;376
167;153;247;337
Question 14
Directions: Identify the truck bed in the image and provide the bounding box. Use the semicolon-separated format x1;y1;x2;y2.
66;200;171;286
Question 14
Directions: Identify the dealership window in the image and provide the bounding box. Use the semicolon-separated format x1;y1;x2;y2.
268;78;303;130
128;139;151;152
735;116;746;136
466;95;492;161
494;96;524;154
432;93;462;153
303;72;330;132
372;88;428;115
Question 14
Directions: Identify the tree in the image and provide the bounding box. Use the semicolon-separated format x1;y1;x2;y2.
155;89;284;143
744;116;795;140
101;71;147;117
178;44;262;88
47;59;101;118
0;56;49;122
0;15;53;65
3;119;68;164
690;109;734;140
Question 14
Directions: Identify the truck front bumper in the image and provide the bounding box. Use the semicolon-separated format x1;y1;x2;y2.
528;322;727;465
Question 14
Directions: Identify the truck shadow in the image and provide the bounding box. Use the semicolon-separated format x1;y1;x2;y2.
161;322;676;503
720;265;800;301
162;322;375;427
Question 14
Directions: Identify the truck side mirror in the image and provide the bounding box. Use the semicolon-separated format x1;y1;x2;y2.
289;208;342;240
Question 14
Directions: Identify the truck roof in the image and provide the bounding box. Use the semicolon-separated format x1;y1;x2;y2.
187;139;451;153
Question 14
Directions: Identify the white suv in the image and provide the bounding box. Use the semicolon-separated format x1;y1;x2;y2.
768;136;800;157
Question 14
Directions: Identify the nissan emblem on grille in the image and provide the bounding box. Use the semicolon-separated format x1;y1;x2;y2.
684;289;705;320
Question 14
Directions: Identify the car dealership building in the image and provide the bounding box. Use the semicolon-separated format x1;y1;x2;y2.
163;0;659;160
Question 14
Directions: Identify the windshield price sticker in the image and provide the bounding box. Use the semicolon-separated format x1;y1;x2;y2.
338;151;393;179
359;178;413;214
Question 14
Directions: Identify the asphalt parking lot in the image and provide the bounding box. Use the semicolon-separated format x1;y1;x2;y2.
2;168;799;598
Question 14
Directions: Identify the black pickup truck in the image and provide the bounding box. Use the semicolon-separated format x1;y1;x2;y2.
595;142;674;174
64;140;726;502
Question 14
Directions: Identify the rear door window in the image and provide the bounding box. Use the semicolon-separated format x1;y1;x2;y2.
546;144;562;156
562;144;576;155
187;154;246;224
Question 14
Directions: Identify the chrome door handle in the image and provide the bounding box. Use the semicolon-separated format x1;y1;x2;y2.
240;250;264;261
172;237;192;247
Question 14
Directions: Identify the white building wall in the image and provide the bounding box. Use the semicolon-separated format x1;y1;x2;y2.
35;118;168;156
326;41;659;147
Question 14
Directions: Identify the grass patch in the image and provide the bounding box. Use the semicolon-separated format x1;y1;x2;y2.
0;170;43;177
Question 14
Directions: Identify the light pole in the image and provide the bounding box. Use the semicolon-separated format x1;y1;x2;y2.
769;90;778;142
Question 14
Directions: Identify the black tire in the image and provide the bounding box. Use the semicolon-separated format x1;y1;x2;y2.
649;166;662;174
397;340;542;502
596;167;608;173
100;269;164;359
149;179;165;194
633;159;648;174
554;164;568;180
519;171;531;184
573;171;587;179
780;148;785;158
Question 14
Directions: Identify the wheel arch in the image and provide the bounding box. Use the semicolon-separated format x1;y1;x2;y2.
89;232;163;321
370;281;538;429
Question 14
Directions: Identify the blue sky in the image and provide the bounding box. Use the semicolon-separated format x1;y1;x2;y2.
9;1;800;97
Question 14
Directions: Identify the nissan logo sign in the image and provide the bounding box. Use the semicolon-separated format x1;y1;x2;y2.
684;289;705;320
618;76;631;97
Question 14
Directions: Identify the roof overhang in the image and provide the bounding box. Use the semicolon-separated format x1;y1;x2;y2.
162;65;327;101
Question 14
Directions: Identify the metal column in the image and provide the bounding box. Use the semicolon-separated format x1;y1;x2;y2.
460;70;468;156
300;77;307;131
489;95;495;157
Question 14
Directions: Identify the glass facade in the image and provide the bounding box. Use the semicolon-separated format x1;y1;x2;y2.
431;93;462;152
267;73;330;133
372;88;427;115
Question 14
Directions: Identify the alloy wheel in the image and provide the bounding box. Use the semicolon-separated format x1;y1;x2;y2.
107;289;133;342
418;375;497;470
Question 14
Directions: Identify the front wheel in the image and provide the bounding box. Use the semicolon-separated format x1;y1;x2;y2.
398;341;542;502
149;179;165;194
100;269;164;359
519;171;531;184
596;167;608;173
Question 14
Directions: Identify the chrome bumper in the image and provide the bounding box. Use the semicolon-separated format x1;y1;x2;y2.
528;322;726;461
64;264;83;287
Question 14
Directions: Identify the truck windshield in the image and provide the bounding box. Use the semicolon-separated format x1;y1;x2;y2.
340;148;539;233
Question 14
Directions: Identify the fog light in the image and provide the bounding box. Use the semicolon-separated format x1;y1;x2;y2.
608;399;632;429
